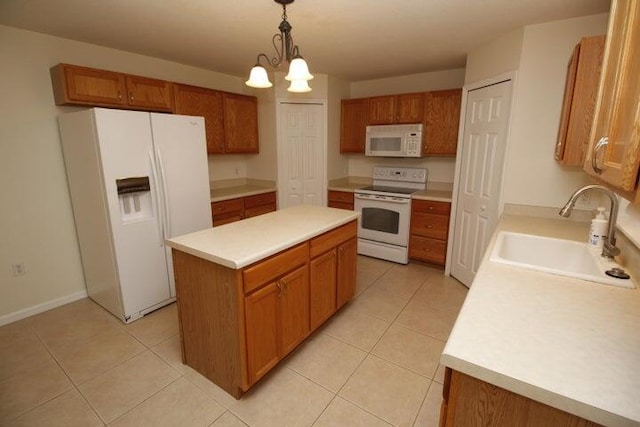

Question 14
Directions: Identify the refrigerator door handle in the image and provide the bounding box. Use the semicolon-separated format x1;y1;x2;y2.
149;151;164;246
155;147;172;239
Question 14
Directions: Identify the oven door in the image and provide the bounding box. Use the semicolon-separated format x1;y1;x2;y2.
354;193;411;247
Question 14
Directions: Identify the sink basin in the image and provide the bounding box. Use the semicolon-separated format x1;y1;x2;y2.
489;231;635;289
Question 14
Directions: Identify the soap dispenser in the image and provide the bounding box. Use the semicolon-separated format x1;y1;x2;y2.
588;207;608;248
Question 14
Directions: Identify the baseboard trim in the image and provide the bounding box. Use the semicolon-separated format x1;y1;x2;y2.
0;290;89;327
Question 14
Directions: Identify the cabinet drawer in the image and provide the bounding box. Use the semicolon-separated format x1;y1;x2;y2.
243;243;309;294
412;199;451;215
245;203;276;218
310;221;357;258
328;201;354;211
328;190;354;204
212;198;244;216
244;191;276;209
410;213;449;240
409;235;447;265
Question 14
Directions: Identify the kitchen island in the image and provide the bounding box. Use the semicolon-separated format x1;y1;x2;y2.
166;205;359;398
441;214;640;427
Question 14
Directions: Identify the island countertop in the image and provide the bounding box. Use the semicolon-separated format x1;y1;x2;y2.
166;205;359;269
441;214;640;427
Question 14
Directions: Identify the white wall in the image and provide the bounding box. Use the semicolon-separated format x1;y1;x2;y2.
464;28;524;84
346;69;466;182
502;13;609;207
327;76;351;180
0;25;246;320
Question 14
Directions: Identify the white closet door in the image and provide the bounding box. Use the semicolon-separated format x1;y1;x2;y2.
277;102;326;209
450;80;513;287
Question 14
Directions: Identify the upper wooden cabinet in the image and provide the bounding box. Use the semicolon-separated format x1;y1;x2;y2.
340;98;369;153
584;0;640;203
369;93;425;125
423;89;462;156
173;84;225;153
555;36;605;166
174;87;258;155
51;64;173;112
223;93;259;154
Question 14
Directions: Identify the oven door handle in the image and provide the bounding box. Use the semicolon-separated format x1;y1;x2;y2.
355;193;410;204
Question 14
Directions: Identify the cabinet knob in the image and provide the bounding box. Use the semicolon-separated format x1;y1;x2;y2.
117;91;122;101
427;225;433;229
130;95;134;102
428;206;434;210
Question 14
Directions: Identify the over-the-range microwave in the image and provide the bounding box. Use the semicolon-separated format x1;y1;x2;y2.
365;123;424;157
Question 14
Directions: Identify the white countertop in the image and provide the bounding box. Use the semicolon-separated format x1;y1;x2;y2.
166;205;359;269
210;184;275;203
441;215;640;427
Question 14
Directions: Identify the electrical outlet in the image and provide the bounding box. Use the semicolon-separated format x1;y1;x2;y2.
11;262;26;276
575;192;591;207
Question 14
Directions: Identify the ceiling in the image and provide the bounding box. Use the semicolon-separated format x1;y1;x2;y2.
0;0;611;82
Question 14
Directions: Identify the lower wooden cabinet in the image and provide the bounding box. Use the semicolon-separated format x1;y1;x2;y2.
440;368;603;427
172;219;357;398
328;190;354;210
212;191;277;226
309;221;358;331
409;200;451;266
244;263;309;385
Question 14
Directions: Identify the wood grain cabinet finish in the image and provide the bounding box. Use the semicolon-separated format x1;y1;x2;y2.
211;198;245;226
211;191;277;227
583;0;640;204
369;93;425;125
423;89;462;156
409;199;451;266
172;220;357;399
440;368;603;427
327;190;355;210
173;84;225;154
223;93;259;154
555;36;605;166
51;63;173;111
244;192;277;218
340;98;370;153
309;221;358;330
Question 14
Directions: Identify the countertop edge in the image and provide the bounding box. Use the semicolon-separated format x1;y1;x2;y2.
210;187;276;203
167;208;359;270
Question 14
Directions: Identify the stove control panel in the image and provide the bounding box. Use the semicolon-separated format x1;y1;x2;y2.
372;166;427;184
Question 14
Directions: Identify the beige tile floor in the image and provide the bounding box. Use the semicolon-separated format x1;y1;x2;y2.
0;256;468;427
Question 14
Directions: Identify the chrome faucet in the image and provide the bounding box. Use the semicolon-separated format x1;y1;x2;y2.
559;184;620;258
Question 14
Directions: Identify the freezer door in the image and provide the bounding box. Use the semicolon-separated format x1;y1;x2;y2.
150;113;212;297
93;109;172;318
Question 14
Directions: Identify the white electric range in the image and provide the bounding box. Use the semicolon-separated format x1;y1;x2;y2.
354;166;427;264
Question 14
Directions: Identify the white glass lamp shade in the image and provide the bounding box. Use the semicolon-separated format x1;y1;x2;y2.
245;65;273;88
285;57;314;81
287;79;312;93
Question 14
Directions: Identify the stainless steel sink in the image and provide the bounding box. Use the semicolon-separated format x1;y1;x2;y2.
489;231;635;289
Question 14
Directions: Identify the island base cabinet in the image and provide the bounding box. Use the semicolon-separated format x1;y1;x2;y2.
310;250;337;331
440;368;604;427
244;283;280;386
337;238;357;308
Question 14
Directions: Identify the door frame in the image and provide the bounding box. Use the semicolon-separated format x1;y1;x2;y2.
275;98;328;208
444;72;518;277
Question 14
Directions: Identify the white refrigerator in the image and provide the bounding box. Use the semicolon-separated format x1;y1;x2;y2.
59;108;211;323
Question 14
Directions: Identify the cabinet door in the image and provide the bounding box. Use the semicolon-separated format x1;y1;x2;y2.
423;89;462;156
278;265;310;355
336;238;357;309
368;95;396;124
224;93;259;153
584;0;640;200
54;64;127;106
396;93;425;123
310;250;337;331
555;36;605;166
125;75;174;112
174;84;225;154
211;198;244;227
244;282;280;385
340;98;369;153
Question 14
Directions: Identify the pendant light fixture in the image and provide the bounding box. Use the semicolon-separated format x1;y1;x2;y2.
245;0;313;93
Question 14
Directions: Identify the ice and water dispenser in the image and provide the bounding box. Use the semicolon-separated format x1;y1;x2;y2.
116;177;153;222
